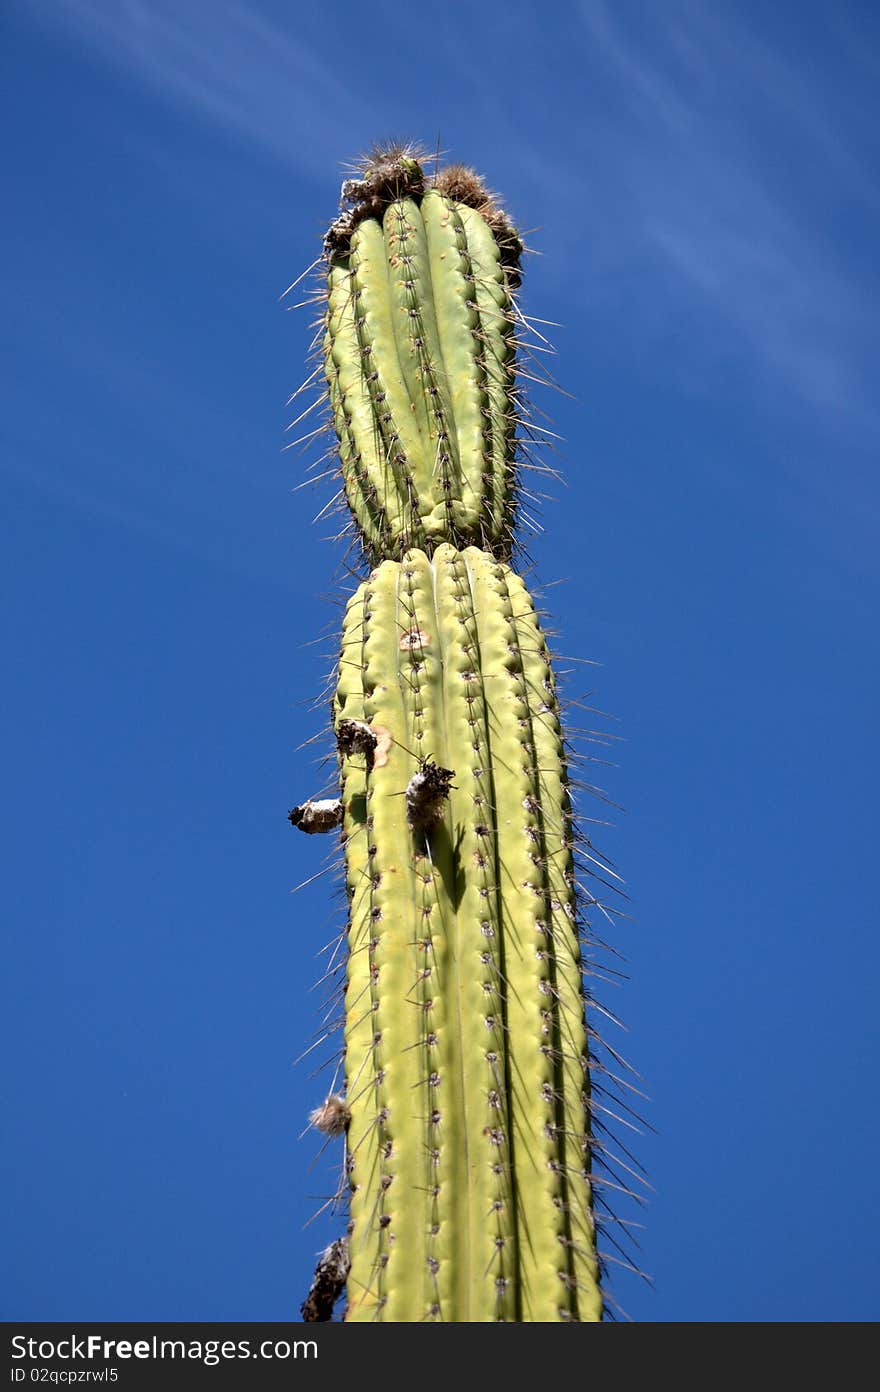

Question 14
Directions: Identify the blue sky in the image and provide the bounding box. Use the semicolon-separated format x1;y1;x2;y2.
3;0;878;1322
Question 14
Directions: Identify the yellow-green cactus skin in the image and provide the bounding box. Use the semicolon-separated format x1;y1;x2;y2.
323;153;522;562
293;146;619;1323
335;546;600;1322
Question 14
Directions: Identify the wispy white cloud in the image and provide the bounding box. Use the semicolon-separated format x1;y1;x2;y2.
19;0;383;178
582;0;696;135
16;0;879;439
1;416;293;588
576;0;878;429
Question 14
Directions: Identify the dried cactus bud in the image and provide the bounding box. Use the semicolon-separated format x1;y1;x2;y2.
309;1094;351;1136
300;1238;350;1322
405;760;455;830
288;798;343;834
335;718;378;759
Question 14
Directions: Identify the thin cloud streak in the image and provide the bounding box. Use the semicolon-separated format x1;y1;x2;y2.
1;430;294;589
20;0;379;178
578;0;878;429
16;0;879;434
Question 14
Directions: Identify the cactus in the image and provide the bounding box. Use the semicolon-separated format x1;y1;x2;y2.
292;145;634;1322
322;150;523;562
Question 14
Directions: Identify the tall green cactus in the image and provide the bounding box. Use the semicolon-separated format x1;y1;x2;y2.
291;145;630;1322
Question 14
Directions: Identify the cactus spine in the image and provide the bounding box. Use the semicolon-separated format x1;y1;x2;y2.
294;146;615;1322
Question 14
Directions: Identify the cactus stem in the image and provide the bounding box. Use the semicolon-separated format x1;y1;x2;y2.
289;148;651;1320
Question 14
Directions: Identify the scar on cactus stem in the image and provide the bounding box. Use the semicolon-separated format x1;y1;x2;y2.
289;143;643;1322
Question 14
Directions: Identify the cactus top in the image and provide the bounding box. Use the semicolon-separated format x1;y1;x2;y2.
322;146;525;563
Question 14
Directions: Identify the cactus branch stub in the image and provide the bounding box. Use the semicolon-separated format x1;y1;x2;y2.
288;798;343;834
